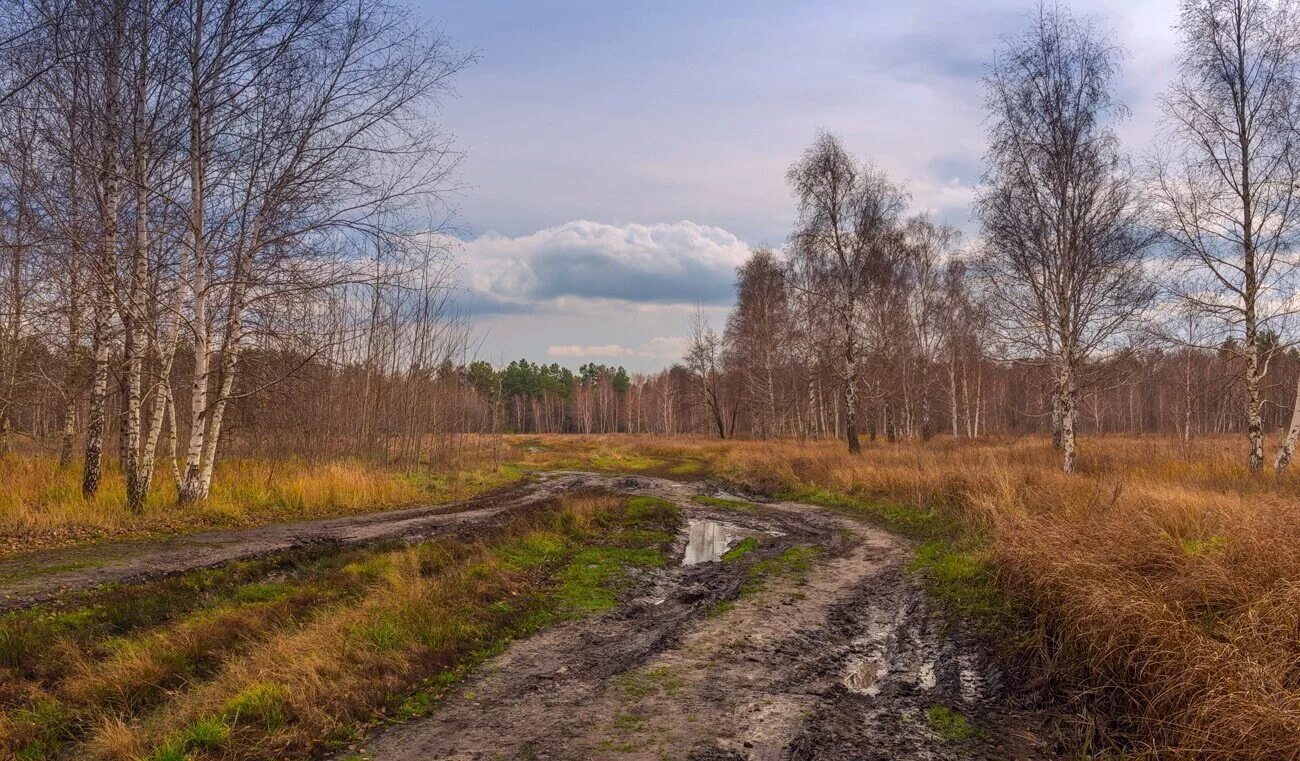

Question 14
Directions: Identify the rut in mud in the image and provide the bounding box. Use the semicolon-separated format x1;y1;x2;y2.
336;474;1059;760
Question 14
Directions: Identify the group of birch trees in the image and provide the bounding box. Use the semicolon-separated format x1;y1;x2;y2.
682;0;1300;475
0;0;468;506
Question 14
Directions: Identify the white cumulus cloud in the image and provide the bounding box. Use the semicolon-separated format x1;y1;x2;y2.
546;344;637;358
460;220;751;314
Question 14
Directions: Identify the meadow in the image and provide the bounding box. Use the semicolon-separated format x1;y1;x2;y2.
2;433;1296;758
0;447;523;556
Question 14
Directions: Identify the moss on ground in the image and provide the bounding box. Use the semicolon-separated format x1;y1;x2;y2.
924;704;982;741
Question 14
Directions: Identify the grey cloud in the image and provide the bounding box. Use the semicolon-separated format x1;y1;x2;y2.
462;220;751;310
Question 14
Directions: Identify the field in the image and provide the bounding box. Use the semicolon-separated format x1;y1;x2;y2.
1;433;1295;759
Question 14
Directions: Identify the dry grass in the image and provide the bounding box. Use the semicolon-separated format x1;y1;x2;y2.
515;433;1300;759
0;449;524;556
0;490;680;760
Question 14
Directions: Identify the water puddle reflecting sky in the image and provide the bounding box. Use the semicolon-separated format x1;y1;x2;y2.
681;519;784;565
683;520;734;565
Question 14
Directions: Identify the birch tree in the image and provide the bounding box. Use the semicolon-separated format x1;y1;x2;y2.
170;0;467;503
977;4;1154;473
685;310;730;439
1153;0;1300;472
901;215;959;441
787;131;906;454
724;248;790;438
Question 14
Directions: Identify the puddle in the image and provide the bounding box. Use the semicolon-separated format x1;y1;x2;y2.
683;520;736;565
843;657;883;695
918;661;936;690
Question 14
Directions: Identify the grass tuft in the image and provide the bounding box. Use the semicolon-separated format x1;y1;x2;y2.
924;705;980;741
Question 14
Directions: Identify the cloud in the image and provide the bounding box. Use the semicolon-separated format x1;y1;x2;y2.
637;335;690;358
547;344;636;358
544;336;690;362
460;220;750;313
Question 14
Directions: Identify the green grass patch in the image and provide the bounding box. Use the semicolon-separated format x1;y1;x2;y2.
1180;534;1229;557
622;496;680;527
615;665;683;699
496;531;569;570
555;546;664;613
223;682;289;730
909;541;1007;626
781;486;959;540
181;718;231;751
722;537;759;562
925;704;982;741
589;452;666;472
691;494;758;511
742;545;818;594
231;581;296;604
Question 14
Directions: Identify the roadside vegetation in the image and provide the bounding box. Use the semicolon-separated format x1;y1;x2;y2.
0;448;525;556
4;431;1297;758
0;490;679;760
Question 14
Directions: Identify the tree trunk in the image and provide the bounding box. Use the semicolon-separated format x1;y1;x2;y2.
1051;386;1063;450
1245;330;1265;472
844;348;860;454
82;319;110;497
1059;363;1077;474
1274;370;1300;473
179;10;209;504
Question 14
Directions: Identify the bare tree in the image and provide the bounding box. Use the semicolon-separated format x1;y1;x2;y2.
901;215;959;440
977;4;1154;473
724;248;790;438
1154;0;1300;472
787;131;907;454
684;309;729;439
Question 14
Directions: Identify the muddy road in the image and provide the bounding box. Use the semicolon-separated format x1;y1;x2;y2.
2;472;1059;758
340;474;1058;760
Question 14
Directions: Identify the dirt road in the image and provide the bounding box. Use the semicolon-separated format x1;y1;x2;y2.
339;475;1059;760
0;472;615;609
1;472;1059;758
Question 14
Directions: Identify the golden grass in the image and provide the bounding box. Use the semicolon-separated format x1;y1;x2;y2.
514;433;1300;758
0;490;678;760
0;450;524;556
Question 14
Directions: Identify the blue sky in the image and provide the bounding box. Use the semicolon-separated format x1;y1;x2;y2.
422;0;1180;371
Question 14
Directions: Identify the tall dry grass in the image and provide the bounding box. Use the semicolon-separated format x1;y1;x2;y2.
522;433;1300;758
0;451;520;556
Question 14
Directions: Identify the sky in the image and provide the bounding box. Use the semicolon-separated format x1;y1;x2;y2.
420;0;1181;371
